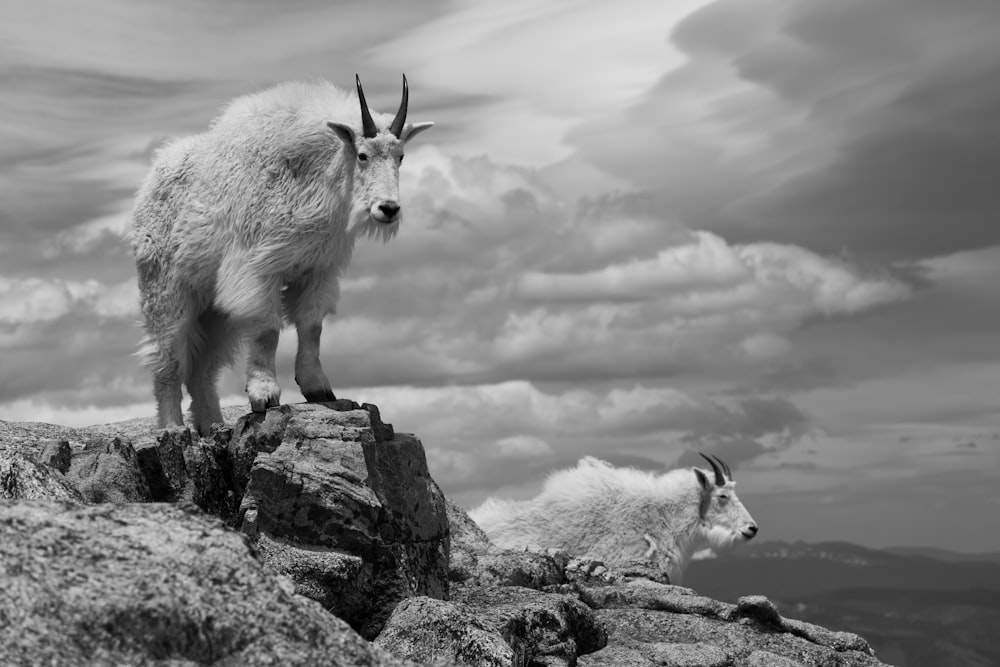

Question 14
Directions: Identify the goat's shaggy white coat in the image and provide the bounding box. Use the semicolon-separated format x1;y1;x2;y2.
129;79;432;435
470;456;758;584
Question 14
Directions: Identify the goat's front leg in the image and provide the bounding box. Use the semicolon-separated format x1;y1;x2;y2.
283;271;338;403
245;325;281;412
295;322;336;402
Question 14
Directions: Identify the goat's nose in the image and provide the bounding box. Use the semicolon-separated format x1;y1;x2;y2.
378;202;400;219
747;525;759;536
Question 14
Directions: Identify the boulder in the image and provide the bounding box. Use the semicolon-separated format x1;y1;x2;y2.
66;436;151;503
573;582;886;667
446;498;566;590
376;587;606;667
0;450;84;502
0;500;417;667
232;402;450;638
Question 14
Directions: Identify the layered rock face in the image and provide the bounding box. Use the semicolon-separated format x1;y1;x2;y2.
0;402;894;666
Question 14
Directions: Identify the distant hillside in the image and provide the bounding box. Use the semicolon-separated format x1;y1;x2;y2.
687;540;1000;600
686;540;1000;667
883;545;1000;565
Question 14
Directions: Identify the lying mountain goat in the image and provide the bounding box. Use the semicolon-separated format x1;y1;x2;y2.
470;453;758;584
129;75;433;435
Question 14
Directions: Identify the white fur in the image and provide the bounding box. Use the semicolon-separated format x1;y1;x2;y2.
470;456;758;584
128;79;432;435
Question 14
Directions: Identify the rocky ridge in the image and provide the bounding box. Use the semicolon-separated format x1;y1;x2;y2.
0;401;894;666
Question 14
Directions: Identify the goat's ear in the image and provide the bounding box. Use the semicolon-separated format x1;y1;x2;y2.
695;468;713;518
328;122;356;149
694;467;711;491
401;121;434;144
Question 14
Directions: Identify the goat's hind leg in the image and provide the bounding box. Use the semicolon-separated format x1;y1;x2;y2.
215;257;284;413
147;343;184;429
137;270;188;429
185;308;238;436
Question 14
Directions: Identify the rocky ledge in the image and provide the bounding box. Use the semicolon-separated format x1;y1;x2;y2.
1;401;894;666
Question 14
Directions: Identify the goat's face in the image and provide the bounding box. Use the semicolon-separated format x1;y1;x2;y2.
328;74;433;238
695;453;759;550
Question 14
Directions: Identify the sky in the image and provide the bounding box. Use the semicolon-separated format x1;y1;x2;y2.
1;0;998;553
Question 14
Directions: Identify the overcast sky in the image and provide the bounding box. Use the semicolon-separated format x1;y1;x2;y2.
2;0;998;553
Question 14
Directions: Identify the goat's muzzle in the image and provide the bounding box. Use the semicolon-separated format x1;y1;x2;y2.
370;201;400;224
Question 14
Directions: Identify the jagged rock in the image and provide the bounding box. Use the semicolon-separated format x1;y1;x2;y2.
568;581;732;619
65;436;150;503
580;640;732;667
0;450;84;502
180;430;233;517
375;597;516;667
377;587;606;667
589;597;884;667
444;501;890;667
234;403;450;638
447;498;567;589
732;595;874;654
455;586;608;663
134;428;189;501
37;439;71;473
253;531;373;628
0;500;416;667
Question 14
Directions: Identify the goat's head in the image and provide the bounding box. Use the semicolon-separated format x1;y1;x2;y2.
328;74;433;237
695;453;758;550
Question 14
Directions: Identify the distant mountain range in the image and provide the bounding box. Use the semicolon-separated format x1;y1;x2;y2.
685;540;1000;667
882;545;1000;565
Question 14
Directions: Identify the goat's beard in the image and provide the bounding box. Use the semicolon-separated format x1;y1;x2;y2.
701;524;745;552
347;206;399;243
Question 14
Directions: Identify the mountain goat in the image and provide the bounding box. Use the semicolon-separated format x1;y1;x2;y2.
470;453;758;584
129;75;433;436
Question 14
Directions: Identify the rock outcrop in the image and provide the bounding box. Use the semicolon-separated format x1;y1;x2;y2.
375;500;890;667
232;402;449;637
0;402;895;667
0;500;414;667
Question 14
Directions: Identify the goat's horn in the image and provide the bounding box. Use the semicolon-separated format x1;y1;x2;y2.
710;454;733;480
355;74;378;139
699;452;727;486
389;74;408;138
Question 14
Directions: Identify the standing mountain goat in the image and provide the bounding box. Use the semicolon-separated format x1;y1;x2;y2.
470;453;758;584
129;75;432;435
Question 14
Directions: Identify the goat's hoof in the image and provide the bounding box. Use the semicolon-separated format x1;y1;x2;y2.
303;388;337;403
247;379;281;413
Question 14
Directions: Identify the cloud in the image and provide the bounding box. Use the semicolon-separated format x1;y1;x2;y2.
375;0;712;164
274;150;911;391
0;277;138;324
348;379;813;500
566;0;1000;261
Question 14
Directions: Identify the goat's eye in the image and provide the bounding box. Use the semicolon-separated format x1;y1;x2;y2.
719;494;730;502
358;153;368;162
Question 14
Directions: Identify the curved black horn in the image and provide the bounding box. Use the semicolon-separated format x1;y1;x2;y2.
710;454;733;480
389;74;408;138
699;452;726;486
355;74;378;139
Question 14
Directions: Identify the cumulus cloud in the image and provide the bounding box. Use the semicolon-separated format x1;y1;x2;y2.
291;150;911;391
0;277;137;324
349;380;812;499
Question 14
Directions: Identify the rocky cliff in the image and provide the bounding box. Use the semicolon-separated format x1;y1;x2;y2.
0;401;894;666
